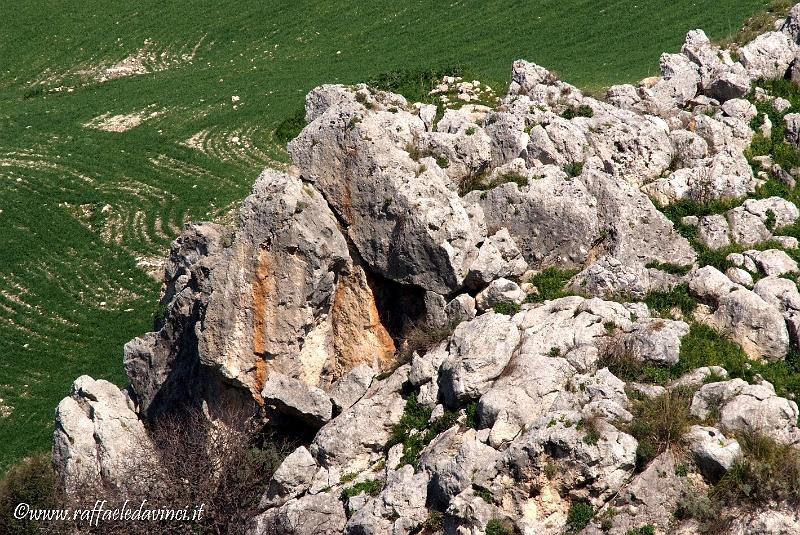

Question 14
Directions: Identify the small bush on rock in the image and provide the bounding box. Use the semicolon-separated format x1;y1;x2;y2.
565;500;594;533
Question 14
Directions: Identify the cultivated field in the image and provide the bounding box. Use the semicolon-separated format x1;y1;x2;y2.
0;0;767;472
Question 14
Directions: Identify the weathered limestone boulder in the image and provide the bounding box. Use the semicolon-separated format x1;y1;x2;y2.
288;84;484;294
344;466;429;535
728;509;800;535
261;373;333;427
681;29;750;101
259;446;318;508
668;366;729;389
621;318;690;366
53;376;156;493
742;196;800;228
311;365;409;475
748;248;799;276
198;170;395;398
123;221;234;419
710;288;790;361
726;206;772;247
651;53;700;108
249;492;347;535
685;425;740;481
689;265;744;305
329;364;375;413
754;276;800;312
692;379;800;446
464;228;528;288
438;313;521;406
470;173;600;269
422;429;502;508
697;214;731;250
740;32;797;80
475;278;526;311
581;452;690;535
568;255;650;299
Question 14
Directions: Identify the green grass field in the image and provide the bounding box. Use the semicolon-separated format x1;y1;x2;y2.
0;0;769;473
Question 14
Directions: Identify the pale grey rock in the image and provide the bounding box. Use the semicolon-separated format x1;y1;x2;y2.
504;408;637;506
445;488;505;535
465;228;528;289
775;96;792;113
423;430;502;508
722;98;758;122
344;466;429;535
628;382;667;399
691;379;800;445
689;265;743;305
288;90;483;294
743;196;800;229
581;451;689;535
727;206;772;247
782;3;800;42
197;170;353;395
698;214;732;250
53;376;156;493
311;366;409;475
260;446;318;508
668;366;729;389
472;173;599;269
249;492;347;535
526;118;589;166
580;169;696;267
750;248;799;276
484;112;530;166
707;63;751;102
685;425;741;481
475;278;526;311
568;255;650;299
728;509;800;535
329;364;375;413
445;294;477;324
438;313;521;406
726;266;754;287
753;276;800;312
786;113;800;150
711;288;790;361
774;235;800;249
262;373;333;428
740;32;797;80
681;215;700;226
622;318;690;365
672;129;710;167
652;52;700;107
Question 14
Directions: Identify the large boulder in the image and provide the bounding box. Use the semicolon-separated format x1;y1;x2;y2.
53;376;156;493
740;31;797;80
288;85;484;294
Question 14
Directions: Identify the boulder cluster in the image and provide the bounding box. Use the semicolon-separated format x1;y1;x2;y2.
52;5;800;535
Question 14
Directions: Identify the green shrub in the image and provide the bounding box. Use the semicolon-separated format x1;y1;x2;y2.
563;162;584;178
566;500;594;533
625;526;656;535
274;106;307;144
525;267;577;302
465;401;480;429
643;283;697;319
644;261;691;276
493;302;521;315
472;484;493;503
561;104;594;119
485;518;514;535
425;511;444;531
0;453;56;535
387;393;461;469
341;479;383;500
625;388;695;471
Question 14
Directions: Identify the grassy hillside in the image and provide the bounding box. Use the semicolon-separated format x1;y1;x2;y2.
0;0;768;472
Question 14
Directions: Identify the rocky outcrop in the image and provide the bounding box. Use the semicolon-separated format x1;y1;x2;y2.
50;6;800;534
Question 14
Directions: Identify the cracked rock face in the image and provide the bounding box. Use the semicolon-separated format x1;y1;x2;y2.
50;7;800;534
